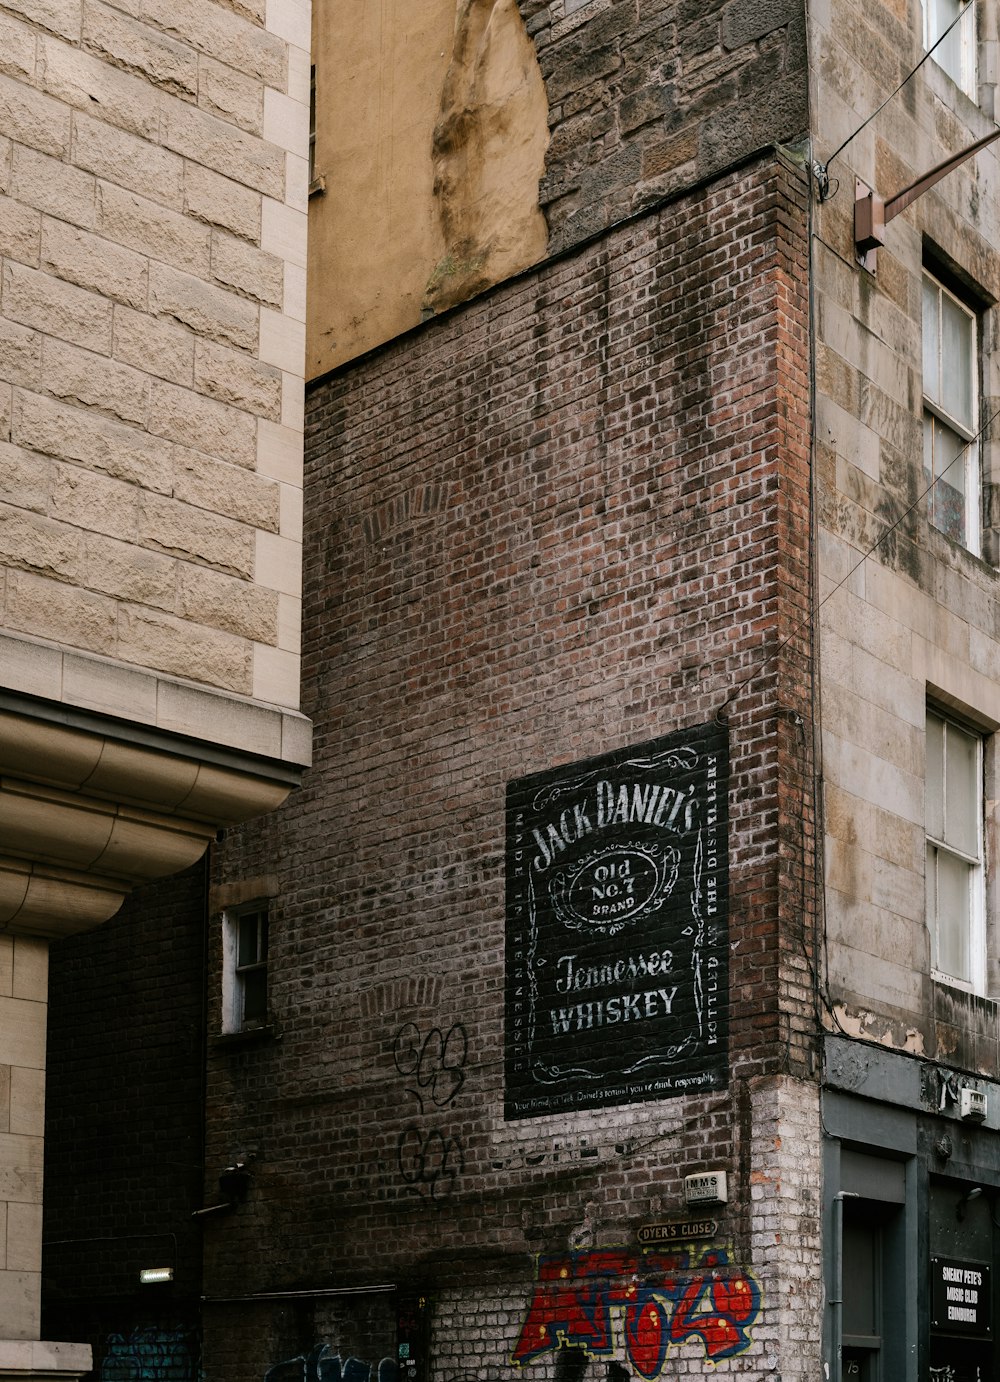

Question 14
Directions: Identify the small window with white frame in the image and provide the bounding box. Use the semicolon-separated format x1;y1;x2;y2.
222;904;270;1033
922;268;980;554
922;0;976;98
925;707;985;993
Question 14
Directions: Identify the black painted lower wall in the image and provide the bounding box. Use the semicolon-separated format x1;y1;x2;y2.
42;859;209;1381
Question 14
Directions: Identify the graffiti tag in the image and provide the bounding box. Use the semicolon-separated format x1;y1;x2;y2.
391;1019;468;1201
265;1346;399;1382
397;1124;465;1202
101;1329;193;1382
512;1248;761;1375
393;1022;468;1112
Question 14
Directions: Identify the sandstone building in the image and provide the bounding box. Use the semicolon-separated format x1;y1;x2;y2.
0;0;312;1377
41;1;1000;1381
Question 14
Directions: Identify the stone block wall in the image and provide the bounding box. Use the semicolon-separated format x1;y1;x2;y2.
0;0;310;732
520;0;808;251
0;935;47;1336
811;0;1000;1063
203;151;820;1380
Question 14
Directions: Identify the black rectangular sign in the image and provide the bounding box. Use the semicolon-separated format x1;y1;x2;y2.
504;722;729;1119
637;1220;718;1245
932;1257;992;1337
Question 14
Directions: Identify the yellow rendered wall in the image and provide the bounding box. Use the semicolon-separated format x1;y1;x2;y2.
308;0;548;377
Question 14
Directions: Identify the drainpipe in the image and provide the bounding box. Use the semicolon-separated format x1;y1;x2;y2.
831;1191;860;1375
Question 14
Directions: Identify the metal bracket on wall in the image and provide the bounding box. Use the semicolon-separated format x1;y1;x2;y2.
855;125;1000;272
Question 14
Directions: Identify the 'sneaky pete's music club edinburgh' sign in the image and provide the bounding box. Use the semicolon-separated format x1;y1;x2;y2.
505;722;729;1119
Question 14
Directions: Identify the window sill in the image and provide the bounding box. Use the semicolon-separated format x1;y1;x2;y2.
923;51;982;119
932;971;980;996
925;518;995;574
212;1024;280;1049
931;975;998;1014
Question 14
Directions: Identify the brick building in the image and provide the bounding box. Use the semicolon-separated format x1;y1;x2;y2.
42;0;1000;1381
200;143;818;1376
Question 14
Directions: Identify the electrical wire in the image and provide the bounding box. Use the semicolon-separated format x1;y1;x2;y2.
813;0;977;199
716;399;1000;722
802;159;838;1049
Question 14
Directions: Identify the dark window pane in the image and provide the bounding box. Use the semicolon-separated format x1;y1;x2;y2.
241;968;267;1026
843;1218;878;1338
238;913;262;967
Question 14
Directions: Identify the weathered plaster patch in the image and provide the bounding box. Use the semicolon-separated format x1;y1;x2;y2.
308;0;549;376
424;0;549;313
833;1004;925;1054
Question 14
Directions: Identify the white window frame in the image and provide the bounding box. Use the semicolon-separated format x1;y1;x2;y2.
925;707;985;994
922;269;980;555
922;0;977;99
221;904;270;1033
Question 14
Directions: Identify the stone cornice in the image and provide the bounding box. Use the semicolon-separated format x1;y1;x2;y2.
0;701;303;938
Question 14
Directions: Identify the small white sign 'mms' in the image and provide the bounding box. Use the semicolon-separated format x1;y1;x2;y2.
684;1170;728;1205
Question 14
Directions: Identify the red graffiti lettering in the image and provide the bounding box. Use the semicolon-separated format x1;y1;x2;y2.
511;1252;635;1361
622;1290;668;1379
512;1247;761;1375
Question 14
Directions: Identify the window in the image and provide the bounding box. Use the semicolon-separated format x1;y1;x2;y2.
222;904;269;1032
925;708;984;992
923;0;976;98
308;65;324;197
308;64;316;183
923;270;980;553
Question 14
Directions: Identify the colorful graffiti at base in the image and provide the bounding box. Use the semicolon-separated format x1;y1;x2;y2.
265;1345;399;1382
100;1328;194;1382
512;1247;761;1375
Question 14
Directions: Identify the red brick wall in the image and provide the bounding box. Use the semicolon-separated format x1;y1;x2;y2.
203;150;814;1375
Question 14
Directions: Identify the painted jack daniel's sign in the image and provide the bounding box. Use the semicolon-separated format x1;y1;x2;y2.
505;722;728;1119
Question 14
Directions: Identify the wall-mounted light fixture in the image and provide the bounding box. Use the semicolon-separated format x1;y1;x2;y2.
139;1267;175;1285
218;1162;252;1202
192;1160;253;1221
855;126;1000;272
957;1187;983;1222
